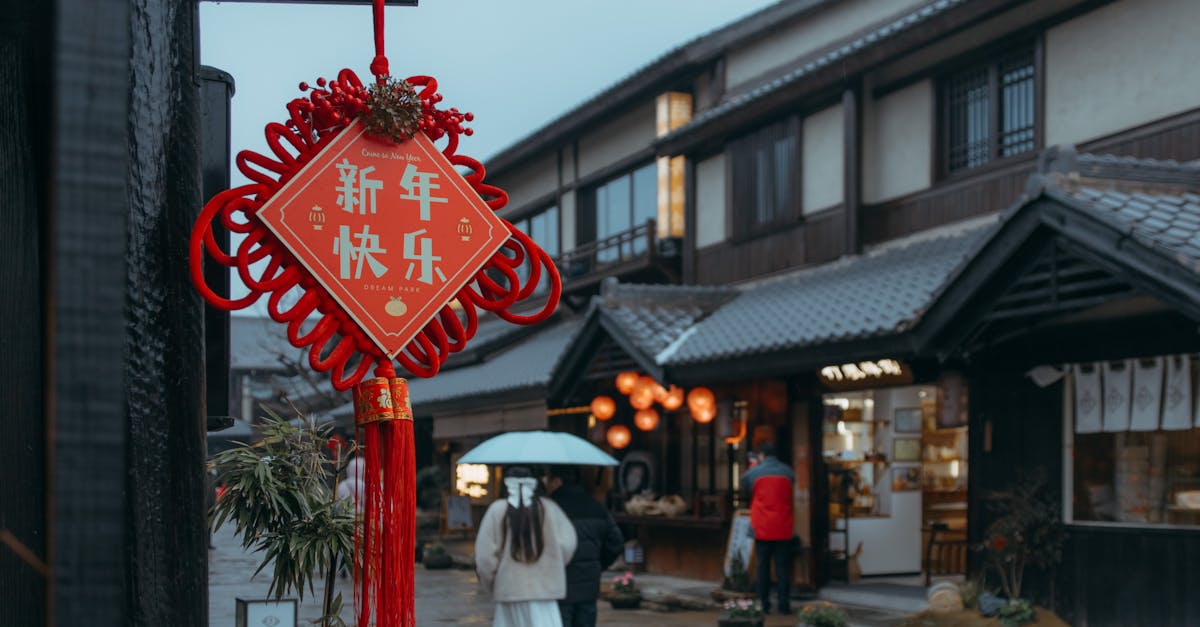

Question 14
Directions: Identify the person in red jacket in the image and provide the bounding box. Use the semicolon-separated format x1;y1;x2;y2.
741;441;796;615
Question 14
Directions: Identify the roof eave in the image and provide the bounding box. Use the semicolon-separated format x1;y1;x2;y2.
482;0;840;178
656;0;1029;156
663;332;922;386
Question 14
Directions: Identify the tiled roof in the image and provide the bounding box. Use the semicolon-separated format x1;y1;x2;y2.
661;222;994;365
1054;186;1200;271
598;281;738;359
406;318;583;408
662;0;967;147
230;315;295;371
1033;147;1200;272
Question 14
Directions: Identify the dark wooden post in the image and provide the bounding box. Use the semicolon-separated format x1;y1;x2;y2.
47;0;207;623
0;2;50;624
842;87;862;256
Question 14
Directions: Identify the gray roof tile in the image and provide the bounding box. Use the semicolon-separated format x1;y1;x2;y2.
662;225;992;366
664;0;969;143
1059;184;1200;269
230;315;297;371
406;318;583;407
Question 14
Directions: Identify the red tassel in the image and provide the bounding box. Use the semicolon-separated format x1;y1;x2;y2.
389;379;416;626
352;370;416;627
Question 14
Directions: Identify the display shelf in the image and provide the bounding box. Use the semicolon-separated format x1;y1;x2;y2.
923;457;963;463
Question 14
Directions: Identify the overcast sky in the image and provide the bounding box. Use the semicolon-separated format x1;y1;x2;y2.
200;0;780;174
200;0;780;314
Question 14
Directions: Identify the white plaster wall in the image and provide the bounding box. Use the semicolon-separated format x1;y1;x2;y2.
695;153;727;248
802;104;844;214
560;189;576;252
726;0;927;89
1046;0;1200;146
577;101;657;179
560;145;576;184
863;80;933;204
841;493;922;575
495;153;558;217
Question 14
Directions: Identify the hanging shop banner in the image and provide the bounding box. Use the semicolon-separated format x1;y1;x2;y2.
1102;360;1132;433
1073;363;1102;434
1129;357;1163;431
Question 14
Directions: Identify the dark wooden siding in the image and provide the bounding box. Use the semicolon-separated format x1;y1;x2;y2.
966;312;1200;626
0;2;48;623
859;107;1200;248
1081;107;1200;162
863;157;1035;246
694;208;844;285
1066;527;1200;627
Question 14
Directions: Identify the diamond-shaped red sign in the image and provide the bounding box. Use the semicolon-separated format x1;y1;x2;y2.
256;120;510;358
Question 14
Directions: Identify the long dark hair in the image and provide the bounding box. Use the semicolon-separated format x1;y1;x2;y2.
500;466;545;563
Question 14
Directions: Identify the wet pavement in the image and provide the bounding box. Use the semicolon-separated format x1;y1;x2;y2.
209;524;900;625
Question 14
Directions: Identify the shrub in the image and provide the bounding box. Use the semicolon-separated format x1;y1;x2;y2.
800;601;848;627
611;571;637;595
721;598;763;618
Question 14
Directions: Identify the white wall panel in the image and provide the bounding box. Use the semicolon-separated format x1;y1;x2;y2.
1046;0;1200;146
802;104;844;214
863;80;933;204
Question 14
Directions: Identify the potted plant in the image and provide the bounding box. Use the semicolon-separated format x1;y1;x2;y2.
421;542;453;569
607;571;642;609
977;475;1065;624
209;407;356;627
712;552;757;603
799;601;848;627
718;598;764;627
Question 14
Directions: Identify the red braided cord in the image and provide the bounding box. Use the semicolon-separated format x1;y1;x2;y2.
369;0;389;82
188;69;561;391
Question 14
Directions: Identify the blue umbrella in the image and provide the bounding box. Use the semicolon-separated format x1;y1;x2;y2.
456;430;618;466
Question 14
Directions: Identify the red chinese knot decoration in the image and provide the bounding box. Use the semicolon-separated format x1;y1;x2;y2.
188;3;560;626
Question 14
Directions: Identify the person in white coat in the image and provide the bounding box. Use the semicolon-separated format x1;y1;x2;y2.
475;466;578;627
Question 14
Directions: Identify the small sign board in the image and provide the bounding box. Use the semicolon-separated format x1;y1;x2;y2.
723;509;755;577
444;494;473;531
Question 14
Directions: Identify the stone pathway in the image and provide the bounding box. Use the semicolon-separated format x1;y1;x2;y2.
209;525;902;625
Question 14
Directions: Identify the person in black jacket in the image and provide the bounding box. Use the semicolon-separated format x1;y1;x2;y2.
546;465;624;627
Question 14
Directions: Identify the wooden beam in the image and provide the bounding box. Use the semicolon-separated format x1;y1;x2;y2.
842;86;861;256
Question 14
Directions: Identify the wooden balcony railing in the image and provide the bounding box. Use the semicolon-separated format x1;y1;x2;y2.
556;219;662;290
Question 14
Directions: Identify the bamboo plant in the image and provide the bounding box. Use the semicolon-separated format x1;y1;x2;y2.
209;406;356;627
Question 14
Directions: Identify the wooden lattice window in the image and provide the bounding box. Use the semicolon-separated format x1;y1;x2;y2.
729;117;800;234
942;46;1037;174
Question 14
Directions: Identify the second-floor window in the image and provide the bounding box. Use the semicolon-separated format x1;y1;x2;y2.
512;206;558;292
513;206;559;259
942;45;1038;174
729;117;800;235
590;162;657;264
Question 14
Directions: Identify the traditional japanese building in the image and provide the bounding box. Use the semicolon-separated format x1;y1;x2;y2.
410;0;1200;623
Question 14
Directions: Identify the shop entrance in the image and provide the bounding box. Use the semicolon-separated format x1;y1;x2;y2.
821;382;968;586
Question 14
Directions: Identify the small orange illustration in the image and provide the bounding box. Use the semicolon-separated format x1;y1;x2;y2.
385;296;408;317
308;205;326;231
457;217;473;241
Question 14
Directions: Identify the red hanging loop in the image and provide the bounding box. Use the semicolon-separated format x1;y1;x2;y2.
370;0;390;83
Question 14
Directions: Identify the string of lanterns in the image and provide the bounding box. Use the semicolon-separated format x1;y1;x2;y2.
594;371;715;449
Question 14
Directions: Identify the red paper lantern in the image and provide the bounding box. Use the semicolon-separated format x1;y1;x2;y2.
687;386;715;413
653;383;669;403
590;395;616;421
615;371;639;395
630;376;657;410
606;424;632;449
634;408;660;431
661;385;685;411
630;392;654;410
691;403;716;424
